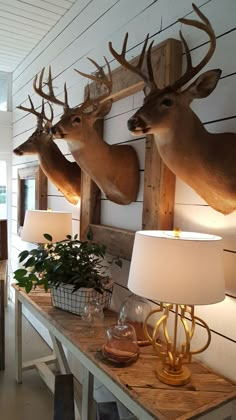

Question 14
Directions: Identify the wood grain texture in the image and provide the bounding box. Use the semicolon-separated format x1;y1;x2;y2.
87;224;134;260
80;38;182;259
0;220;7;261
14;286;236;420
80;120;102;242
142;37;182;231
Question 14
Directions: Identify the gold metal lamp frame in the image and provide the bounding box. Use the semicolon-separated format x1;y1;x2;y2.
144;303;211;386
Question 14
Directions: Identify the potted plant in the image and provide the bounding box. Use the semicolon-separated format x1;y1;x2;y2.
14;232;122;315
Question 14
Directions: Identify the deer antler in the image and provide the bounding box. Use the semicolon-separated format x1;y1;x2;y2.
74;56;112;111
172;3;216;90
17;96;53;129
109;4;216;93
33;66;69;111
109;33;158;92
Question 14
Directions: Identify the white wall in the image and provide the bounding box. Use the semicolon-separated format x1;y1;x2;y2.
11;0;236;383
0;109;12;260
0;111;12;153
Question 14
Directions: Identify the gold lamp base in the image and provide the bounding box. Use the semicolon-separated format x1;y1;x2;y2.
144;304;212;386
156;364;191;386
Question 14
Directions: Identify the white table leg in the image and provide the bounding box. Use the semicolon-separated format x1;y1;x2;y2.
50;333;70;374
15;295;22;383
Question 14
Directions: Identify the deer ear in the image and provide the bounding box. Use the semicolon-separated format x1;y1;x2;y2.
89;100;112;119
185;69;222;100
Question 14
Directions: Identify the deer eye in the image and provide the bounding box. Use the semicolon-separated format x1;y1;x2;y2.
161;98;173;107
73;117;81;123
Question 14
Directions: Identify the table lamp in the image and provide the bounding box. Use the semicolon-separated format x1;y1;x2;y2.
128;230;225;386
21;209;72;243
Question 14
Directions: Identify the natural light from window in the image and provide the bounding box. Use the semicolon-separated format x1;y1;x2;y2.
0;161;7;218
0;72;10;111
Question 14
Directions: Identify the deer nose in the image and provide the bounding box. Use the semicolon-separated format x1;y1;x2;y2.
127;116;142;131
13;148;22;156
50;125;57;135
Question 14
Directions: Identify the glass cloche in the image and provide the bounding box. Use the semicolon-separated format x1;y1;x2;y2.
118;293;152;346
102;322;139;365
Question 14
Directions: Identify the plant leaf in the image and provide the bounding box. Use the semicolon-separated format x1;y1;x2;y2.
28;273;38;282
14;269;28;279
86;227;93;241
19;250;29;262
24;256;35;268
25;281;33;293
44;233;52;242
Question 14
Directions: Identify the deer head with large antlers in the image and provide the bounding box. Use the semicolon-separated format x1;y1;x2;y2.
109;4;236;215
33;61;139;205
14;96;81;206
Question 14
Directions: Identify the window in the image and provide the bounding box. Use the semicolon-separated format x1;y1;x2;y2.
0;72;11;111
17;164;47;233
0;161;7;218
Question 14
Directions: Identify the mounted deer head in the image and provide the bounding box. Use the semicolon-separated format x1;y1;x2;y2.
109;4;236;215
14;96;81;206
33;62;139;205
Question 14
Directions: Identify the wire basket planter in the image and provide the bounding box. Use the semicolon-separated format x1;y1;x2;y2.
50;279;113;316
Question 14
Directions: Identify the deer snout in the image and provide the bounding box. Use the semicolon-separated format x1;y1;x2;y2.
50;124;65;139
50;125;57;135
127;116;147;133
13;147;23;156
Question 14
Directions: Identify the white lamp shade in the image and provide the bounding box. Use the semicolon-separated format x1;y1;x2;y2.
128;231;225;305
21;210;72;243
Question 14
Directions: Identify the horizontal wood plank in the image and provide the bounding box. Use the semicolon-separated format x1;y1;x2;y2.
88;224;134;260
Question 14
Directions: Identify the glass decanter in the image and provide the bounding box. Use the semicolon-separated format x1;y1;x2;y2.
81;298;104;334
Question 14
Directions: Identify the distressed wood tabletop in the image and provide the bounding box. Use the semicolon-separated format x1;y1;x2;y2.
13;285;236;420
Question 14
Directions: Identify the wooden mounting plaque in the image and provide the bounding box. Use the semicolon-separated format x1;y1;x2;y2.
80;38;182;259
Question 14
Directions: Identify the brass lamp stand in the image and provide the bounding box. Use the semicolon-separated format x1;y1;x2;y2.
144;303;211;386
127;230;225;387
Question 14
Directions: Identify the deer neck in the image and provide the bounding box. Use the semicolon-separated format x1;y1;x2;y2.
67;124;137;202
68;125;110;176
37;136;81;205
154;108;209;165
38;137;67;175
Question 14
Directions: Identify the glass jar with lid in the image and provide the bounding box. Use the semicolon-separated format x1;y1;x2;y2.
102;322;139;365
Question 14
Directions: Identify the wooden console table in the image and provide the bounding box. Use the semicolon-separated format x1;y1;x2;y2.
14;285;236;420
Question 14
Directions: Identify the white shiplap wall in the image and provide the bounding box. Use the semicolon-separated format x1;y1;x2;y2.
11;0;236;384
0;0;77;72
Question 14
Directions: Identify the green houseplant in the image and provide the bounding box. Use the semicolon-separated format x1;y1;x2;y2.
14;232;122;315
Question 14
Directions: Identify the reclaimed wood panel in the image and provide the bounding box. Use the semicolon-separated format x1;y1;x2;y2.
80;38;182;259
